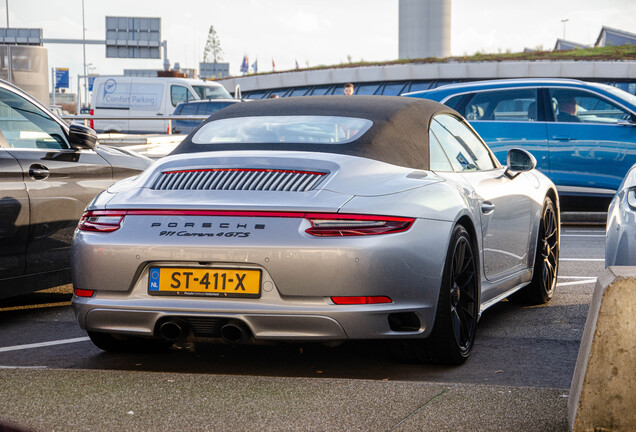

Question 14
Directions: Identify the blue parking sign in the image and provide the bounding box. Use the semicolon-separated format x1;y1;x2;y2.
55;68;69;89
88;75;97;92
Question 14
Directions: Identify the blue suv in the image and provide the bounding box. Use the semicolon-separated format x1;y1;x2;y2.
405;79;636;204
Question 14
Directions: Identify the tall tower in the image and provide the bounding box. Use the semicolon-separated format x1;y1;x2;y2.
399;0;451;59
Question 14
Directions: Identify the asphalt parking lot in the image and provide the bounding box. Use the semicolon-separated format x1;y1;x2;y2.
0;224;605;431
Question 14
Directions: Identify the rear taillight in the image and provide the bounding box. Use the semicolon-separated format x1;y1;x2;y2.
78;210;126;232
89;109;94;129
76;210;413;236
332;296;392;305
305;213;414;237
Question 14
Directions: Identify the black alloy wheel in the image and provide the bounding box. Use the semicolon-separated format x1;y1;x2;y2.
393;224;479;365
510;197;559;305
447;230;478;356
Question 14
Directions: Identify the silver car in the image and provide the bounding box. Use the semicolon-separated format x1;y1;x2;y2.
606;164;636;266
72;96;560;365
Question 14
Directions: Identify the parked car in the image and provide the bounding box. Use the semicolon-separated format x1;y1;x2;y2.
49;104;67;117
606;163;636;266
90;76;233;134
404;79;636;206
171;99;240;134
0;79;152;299
72;96;560;365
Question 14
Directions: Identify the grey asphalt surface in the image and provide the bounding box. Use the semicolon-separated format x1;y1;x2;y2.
0;223;605;432
0;369;569;432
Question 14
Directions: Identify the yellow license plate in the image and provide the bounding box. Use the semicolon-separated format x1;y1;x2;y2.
148;267;261;298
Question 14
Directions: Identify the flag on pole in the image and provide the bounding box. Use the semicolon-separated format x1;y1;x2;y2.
240;55;249;73
272;58;276;71
295;59;299;70
251;59;258;73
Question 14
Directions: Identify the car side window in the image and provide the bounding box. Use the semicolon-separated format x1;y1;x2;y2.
461;89;539;122
432;114;496;171
0;87;70;150
431;117;478;172
171;85;195;107
549;88;633;124
429;129;454;172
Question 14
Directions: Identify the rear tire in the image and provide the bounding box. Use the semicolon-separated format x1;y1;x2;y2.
88;331;173;353
393;224;479;365
509;197;559;305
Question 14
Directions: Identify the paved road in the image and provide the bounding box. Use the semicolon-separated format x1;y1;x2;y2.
0;225;606;431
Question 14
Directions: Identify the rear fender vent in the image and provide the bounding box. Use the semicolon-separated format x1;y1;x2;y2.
151;168;328;192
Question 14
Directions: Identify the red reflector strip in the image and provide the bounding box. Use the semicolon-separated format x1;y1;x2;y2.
331;296;392;305
74;289;94;297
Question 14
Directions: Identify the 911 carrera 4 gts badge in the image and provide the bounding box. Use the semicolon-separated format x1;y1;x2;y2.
151;221;265;238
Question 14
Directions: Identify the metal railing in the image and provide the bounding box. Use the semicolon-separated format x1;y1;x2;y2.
60;115;210;134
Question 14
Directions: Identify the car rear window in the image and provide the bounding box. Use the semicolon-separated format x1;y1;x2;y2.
191;116;373;144
201;102;234;115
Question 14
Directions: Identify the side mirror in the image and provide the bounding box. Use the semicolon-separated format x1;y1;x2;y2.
504;148;536;179
68;123;97;150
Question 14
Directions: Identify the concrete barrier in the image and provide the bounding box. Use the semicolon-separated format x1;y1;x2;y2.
568;267;636;432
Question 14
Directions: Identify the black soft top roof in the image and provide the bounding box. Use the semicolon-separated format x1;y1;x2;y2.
171;95;459;170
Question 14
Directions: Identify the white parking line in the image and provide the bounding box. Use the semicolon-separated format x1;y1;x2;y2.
0;365;48;369
559;276;598;280
561;234;605;238
0;337;90;353
560;258;604;262
557;280;598;287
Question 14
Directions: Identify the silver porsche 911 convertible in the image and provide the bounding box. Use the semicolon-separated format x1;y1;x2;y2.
72;96;560;365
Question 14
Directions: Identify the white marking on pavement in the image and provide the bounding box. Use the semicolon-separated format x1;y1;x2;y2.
0;365;48;369
0;337;90;353
560;258;604;262
557;280;598;287
559;276;598;280
561;234;605;238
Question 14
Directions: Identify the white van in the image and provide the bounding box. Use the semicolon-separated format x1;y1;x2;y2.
90;76;232;133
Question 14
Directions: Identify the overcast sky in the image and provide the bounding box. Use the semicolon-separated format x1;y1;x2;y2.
6;0;636;87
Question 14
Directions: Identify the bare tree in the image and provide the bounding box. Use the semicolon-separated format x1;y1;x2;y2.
203;26;223;63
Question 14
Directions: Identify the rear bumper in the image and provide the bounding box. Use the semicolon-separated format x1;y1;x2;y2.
73;301;435;341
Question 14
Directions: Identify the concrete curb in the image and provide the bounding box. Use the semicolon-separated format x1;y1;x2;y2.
568;267;636;431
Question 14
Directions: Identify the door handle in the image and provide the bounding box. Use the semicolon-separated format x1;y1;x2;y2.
552;136;573;141
481;201;495;214
156;113;164;116
29;164;50;180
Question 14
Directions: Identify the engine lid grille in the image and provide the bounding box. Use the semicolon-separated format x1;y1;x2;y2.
151;168;328;192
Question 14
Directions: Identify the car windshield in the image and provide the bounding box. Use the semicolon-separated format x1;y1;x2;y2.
192;85;232;100
191;116;373;144
601;84;636;109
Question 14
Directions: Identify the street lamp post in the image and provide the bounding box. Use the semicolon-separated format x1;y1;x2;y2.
5;0;11;84
561;18;569;40
82;0;88;109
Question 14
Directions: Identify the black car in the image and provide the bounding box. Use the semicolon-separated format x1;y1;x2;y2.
0;79;152;298
172;99;240;134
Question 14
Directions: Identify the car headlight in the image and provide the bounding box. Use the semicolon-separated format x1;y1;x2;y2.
627;188;636;210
